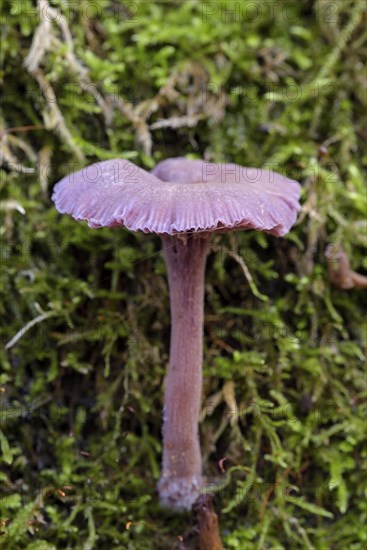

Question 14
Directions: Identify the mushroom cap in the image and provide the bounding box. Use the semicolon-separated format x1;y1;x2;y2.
52;157;301;236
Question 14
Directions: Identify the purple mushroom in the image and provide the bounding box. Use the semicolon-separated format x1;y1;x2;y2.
52;157;301;511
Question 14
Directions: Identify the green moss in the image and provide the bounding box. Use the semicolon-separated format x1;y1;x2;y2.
1;0;366;548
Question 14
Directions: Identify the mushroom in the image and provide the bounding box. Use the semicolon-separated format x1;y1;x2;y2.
52;157;301;511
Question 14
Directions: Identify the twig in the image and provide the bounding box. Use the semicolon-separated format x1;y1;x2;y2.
215;245;269;302
0;125;44;141
259;466;292;520
5;310;57;350
193;494;224;550
326;247;367;289
33;69;85;162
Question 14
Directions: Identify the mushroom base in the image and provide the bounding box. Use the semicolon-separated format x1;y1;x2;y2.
158;474;202;511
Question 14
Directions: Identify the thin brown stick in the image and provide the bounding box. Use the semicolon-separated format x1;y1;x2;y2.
0;125;44;141
259;466;292;520
326;248;367;289
193;494;224;550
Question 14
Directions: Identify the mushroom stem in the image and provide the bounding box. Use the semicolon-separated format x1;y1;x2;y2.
159;233;210;510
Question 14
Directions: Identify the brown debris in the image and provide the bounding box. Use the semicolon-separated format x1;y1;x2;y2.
326;247;367;289
193;494;224;550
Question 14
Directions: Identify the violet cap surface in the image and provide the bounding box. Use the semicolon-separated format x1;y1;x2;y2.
52;157;301;236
